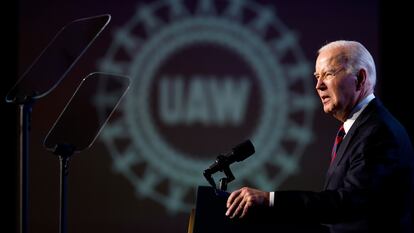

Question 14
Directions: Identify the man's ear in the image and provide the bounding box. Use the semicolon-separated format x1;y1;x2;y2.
356;69;367;90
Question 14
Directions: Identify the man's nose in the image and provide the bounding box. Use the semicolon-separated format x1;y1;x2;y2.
315;78;325;90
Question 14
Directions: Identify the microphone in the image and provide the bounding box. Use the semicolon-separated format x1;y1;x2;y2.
204;139;255;175
203;140;255;190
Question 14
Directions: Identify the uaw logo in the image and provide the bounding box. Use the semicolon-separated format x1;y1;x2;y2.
96;0;316;213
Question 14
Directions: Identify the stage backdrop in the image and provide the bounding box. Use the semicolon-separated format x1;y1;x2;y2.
13;0;380;232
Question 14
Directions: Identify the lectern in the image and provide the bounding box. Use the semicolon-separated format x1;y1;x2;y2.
190;186;275;233
189;186;328;233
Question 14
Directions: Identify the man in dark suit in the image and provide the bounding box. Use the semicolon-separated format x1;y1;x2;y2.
225;40;414;233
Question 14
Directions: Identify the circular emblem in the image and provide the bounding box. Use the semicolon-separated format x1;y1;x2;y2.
96;0;316;213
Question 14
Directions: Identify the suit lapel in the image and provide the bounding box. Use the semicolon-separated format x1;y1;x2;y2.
323;99;378;189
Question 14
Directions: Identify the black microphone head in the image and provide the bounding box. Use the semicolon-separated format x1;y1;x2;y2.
231;139;255;162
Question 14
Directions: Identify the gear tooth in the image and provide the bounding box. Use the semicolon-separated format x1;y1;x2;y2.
167;0;190;19
134;186;147;200
112;147;141;173
196;0;217;15
135;4;163;33
243;169;271;190
249;7;274;34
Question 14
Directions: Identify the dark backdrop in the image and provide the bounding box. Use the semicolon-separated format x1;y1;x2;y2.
2;0;413;233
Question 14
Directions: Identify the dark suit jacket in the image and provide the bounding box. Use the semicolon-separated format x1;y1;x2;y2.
267;99;414;233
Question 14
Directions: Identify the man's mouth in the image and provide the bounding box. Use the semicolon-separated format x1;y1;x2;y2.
321;95;330;104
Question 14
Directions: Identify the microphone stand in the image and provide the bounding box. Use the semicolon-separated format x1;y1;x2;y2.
218;166;235;191
203;140;254;193
203;154;235;192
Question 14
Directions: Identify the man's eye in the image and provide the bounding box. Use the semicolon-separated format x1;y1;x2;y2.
324;72;335;80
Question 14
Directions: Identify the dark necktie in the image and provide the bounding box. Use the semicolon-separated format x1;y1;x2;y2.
331;125;345;164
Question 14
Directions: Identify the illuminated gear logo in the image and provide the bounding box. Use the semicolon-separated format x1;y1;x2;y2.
96;0;316;213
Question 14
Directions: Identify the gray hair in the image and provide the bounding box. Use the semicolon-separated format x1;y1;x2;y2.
318;40;377;92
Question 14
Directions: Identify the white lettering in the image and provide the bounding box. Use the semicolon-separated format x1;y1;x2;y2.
158;75;251;126
159;77;184;125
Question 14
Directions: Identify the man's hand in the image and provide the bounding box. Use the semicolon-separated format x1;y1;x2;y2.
225;187;269;218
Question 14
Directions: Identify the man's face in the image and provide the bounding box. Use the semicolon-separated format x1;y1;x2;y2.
314;48;358;121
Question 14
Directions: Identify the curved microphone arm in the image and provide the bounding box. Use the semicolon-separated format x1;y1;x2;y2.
203;139;255;191
203;154;235;191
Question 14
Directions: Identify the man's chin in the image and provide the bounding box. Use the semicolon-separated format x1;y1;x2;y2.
323;105;333;114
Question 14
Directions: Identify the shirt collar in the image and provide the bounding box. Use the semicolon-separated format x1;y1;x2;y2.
343;93;375;134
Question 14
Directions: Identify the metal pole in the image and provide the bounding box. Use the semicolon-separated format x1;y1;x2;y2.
59;156;70;233
19;102;33;233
